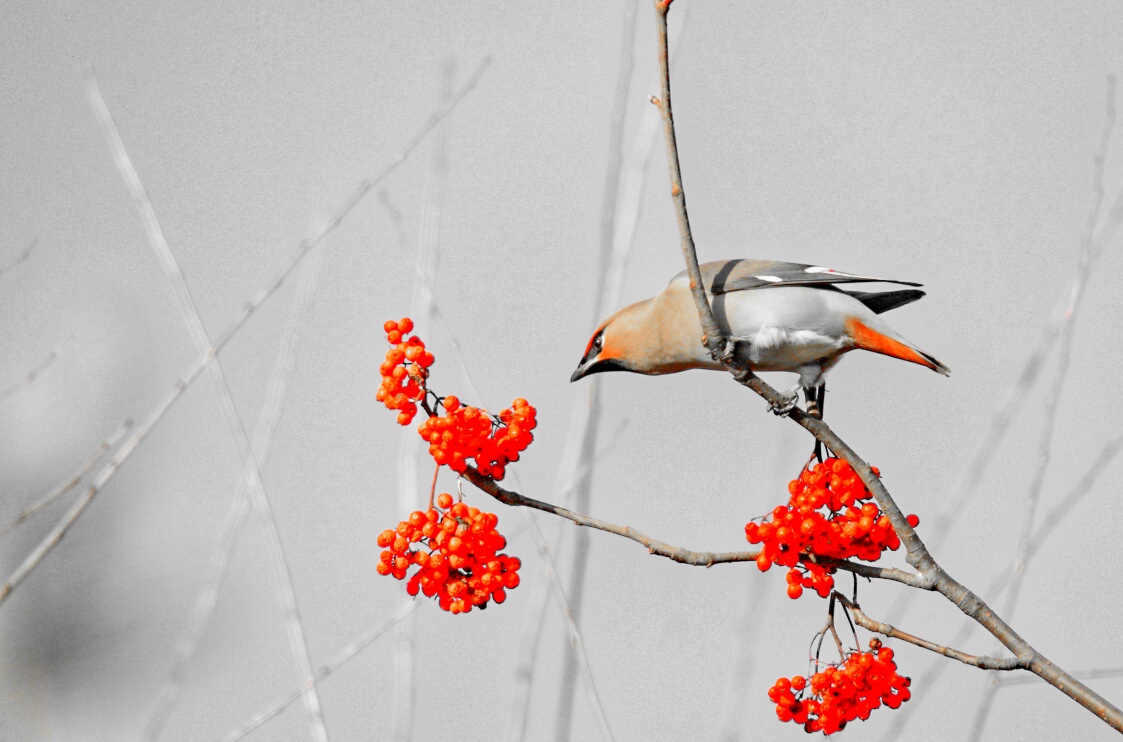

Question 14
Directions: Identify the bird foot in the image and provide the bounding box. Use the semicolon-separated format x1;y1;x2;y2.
710;336;739;365
770;386;800;416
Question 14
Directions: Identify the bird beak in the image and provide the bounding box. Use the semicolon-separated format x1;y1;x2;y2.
570;357;626;382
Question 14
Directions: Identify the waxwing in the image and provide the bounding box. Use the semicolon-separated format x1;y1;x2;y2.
570;259;949;414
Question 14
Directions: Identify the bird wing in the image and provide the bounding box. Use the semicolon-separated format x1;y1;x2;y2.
841;288;926;315
676;259;923;295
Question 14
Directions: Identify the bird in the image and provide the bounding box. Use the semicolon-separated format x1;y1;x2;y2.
569;259;949;417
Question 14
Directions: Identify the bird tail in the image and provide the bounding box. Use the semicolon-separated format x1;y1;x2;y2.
845;317;950;376
844;288;926;315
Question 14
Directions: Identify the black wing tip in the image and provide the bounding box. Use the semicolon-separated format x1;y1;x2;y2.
846;288;927;315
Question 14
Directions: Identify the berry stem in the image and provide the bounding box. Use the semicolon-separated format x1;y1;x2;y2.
428;461;439;511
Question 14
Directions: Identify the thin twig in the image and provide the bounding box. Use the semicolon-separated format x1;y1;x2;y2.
524;513;615;742
838;595;1026;671
207;54;490;367
392;60;455;742
143;241;324;741
379;190;484;405
652;2;728;365
892;74;1123;630
0;348;59;404
969;75;1119;742
650;2;1123;732
0;60;483;610
88;74;330;742
999;667;1123;689
219;599;422;742
461;468;922;588
880;432;1123;741
0;419;133;538
503;420;630;742
0;238;38;280
554;1;640;735
717;569;769;741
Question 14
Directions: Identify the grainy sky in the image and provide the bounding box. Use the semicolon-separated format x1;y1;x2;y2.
3;1;1123;740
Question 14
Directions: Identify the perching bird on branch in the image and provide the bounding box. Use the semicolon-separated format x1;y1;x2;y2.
570;259;949;416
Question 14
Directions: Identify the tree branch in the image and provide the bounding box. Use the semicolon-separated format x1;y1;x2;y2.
0;419;132;538
0;347;59;404
837;595;1027;671
461;467;928;590
650;0;1123;733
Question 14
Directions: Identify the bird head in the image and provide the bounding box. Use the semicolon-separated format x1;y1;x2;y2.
570;299;665;382
570;316;629;382
570;287;717;382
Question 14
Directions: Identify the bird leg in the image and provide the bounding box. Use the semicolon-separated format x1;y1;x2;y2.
805;384;826;420
809;385;827;462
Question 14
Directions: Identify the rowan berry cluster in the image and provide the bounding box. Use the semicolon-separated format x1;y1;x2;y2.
376;492;521;614
744;458;920;599
768;641;911;735
416;395;536;481
375;318;435;426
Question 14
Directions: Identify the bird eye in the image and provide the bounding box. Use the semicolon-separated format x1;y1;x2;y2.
592;333;604;352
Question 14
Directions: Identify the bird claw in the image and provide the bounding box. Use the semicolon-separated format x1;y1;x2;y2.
770;387;799;416
718;338;738;364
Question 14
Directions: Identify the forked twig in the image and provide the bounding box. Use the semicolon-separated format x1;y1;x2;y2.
837;595;1026;671
0;419;133;538
0;58;486;611
881;432;1123;741
89;73;330;741
968;74;1118;742
143;241;324;741
219;600;422;742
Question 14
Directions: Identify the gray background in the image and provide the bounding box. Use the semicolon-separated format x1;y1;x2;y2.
3;1;1123;740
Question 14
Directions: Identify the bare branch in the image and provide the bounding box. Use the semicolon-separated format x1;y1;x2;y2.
650;2;1123;732
882;432;1123;741
0;238;38;280
88;73;330;742
838;595;1027;671
653;2;728;365
524;513;615;742
392;60;455;742
504;420;630;742
143;241;324;741
0;59;487;611
465;467;757;566
969;80;1120;742
379;190;485;404
461;468;925;592
220;600;422;742
999;667;1123;689
894;75;1123;630
0;419;133;538
555;1;640;735
207;54;490;363
0;348;59;404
